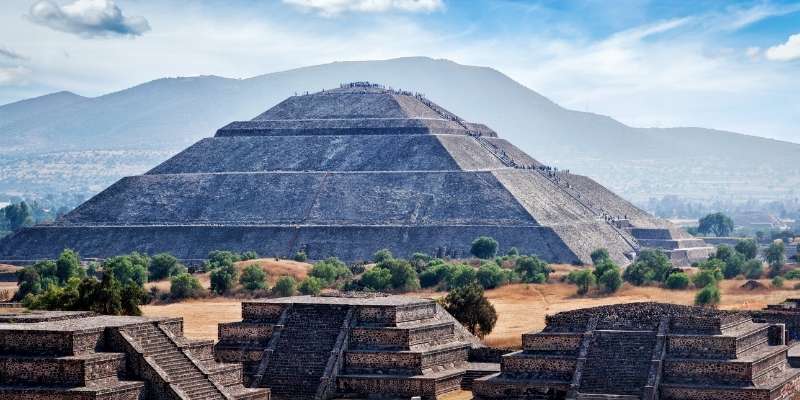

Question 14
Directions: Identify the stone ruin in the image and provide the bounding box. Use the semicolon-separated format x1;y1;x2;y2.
0;82;711;266
756;298;800;341
0;310;268;400
214;293;493;400
472;302;800;400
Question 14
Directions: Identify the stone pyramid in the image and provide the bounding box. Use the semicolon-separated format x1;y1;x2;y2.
0;82;710;265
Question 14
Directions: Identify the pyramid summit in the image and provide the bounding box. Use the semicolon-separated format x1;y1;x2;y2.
0;82;710;264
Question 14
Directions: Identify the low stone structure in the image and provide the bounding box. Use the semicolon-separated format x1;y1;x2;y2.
0;310;268;400
215;293;487;400
472;302;800;400
757;298;800;341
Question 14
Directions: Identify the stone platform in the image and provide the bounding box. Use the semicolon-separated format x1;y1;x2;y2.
472;302;800;400
0;310;268;400
215;293;483;400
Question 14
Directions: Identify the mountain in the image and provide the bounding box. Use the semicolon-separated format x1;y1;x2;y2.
1;57;798;203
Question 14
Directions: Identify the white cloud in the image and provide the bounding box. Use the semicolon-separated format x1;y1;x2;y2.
0;66;32;86
282;0;443;16
28;0;150;38
0;46;28;61
766;33;800;61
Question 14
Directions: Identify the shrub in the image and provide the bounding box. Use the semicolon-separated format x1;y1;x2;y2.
56;249;82;284
410;252;432;269
298;277;323;295
447;264;478;289
722;253;745;279
419;263;457;288
103;253;149;286
692;268;722;289
735;239;758;260
379;259;420;291
442;283;497;338
784;269;800;280
205;250;240;270
507;247;519;257
349;262;366;275
515;256;550;283
14;260;59;300
210;264;238;294
695;284;721;307
598;268;623;293
743;259;764;279
765;241;786;277
293;251;308;262
273;276;297;297
664;272;690;290
623;249;671;286
170;273;204;299
590;248;610;265
567;270;596;295
239;265;267;291
476;263;508;289
773;276;785;288
360;267;392;291
310;257;351;286
240;251;259;261
471;236;498;259
149;253;185;281
373;249;393;263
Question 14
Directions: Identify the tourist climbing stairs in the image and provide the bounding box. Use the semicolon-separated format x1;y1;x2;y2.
260;305;350;400
122;323;228;400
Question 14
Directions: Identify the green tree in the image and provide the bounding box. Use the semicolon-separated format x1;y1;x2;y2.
514;256;550;283
170;273;204;299
379;259;420;291
476;263;508;289
14;260;59;300
623;249;671;286
149;253;184;281
205;250;240;270
360;267;392;291
94;273;124;315
693;268;722;289
721;252;745;279
240;251;259;261
310;257;351;286
598;267;623;293
103;253;149;286
55;248;82;284
695;284;721;307
773;276;785;288
293;251;308;262
298;277;323;295
665;272;690;289
273;276;297;297
471;236;499;259
373;249;393;263
210;264;238;294
2;201;33;231
447;264;478;289
698;212;734;237
735;239;758;260
507;247;519;257
590;248;611;265
567;269;596;295
443;283;497;338
410;252;432;269
239;265;267;291
743;259;764;279
765;241;786;277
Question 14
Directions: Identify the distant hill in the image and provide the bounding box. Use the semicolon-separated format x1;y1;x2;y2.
1;57;798;202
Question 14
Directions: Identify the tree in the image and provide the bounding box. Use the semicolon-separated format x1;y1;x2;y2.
293;251;308;262
743;259;764;279
590;248;610;265
476;263;508;289
623;249;671;286
103;253;149;286
721;252;745;279
665;272;690;289
471;236;499;259
380;259;420;291
205;250;240;270
773;276;785;288
240;251;259;261
568;269;596;295
419;263;457;288
714;245;735;263
14;260;59;300
210;264;238;294
443;283;497;338
734;239;758;261
765;241;786;277
239;265;267;291
310;257;351;286
598;267;623;293
373;249;393;263
170;273;204;299
447;264;478;289
693;269;722;289
695;284;721;307
298;277;323;295
360;267;392;291
410;253;432;270
507;247;519;257
56;248;82;284
273;276;297;297
93;273;124;315
2;202;33;231
514;256;550;283
697;212;734;237
149;253;184;281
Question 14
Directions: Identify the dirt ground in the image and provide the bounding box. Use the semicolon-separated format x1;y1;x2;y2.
142;276;798;346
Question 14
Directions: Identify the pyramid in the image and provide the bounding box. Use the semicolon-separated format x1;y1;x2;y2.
0;82;710;265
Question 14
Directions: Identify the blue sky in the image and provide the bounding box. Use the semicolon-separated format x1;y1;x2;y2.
1;0;799;142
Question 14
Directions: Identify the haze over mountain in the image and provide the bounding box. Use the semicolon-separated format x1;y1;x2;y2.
1;57;797;203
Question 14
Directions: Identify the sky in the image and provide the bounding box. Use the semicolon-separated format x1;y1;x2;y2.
0;0;799;142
